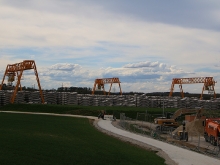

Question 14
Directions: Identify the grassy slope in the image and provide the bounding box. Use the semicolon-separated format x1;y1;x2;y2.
0;113;165;165
0;104;178;119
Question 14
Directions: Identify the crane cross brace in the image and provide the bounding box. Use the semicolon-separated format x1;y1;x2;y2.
172;77;215;85
169;77;216;99
6;60;35;72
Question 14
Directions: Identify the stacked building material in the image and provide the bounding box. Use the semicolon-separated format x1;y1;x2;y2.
216;98;220;110
99;95;107;106
67;92;78;105
166;97;178;108
198;99;205;108
24;91;31;103
108;95;114;106
136;94;145;107
41;90;47;103
126;95;136;107
163;97;169;108
210;100;218;110
178;97;187;108
3;91;13;105
29;91;41;103
92;95;102;106
57;92;69;105
0;90;220;110
202;100;211;110
14;91;25;103
81;95;90;106
76;94;83;105
142;95;151;107
189;98;199;109
113;95;124;106
0;91;4;106
150;97;159;108
45;92;57;104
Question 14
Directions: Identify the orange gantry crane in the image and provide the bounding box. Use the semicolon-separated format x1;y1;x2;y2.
92;77;122;95
0;60;44;104
169;77;216;99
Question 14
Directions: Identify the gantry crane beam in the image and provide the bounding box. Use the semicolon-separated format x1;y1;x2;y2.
92;77;122;95
169;77;216;99
0;60;44;104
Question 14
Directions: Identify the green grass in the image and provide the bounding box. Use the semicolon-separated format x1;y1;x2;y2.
0;103;178;119
0;113;166;165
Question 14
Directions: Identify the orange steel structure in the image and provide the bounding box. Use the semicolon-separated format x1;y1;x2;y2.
169;77;216;99
0;60;44;104
92;77;122;95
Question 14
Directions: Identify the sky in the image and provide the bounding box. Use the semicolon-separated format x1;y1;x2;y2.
0;0;220;94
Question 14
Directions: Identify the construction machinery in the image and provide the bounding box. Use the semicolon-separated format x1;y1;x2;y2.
169;77;216;99
173;131;188;141
171;107;204;121
173;121;188;141
154;118;179;128
203;118;220;146
154;107;204;131
0;60;44;104
154;118;179;132
92;77;122;95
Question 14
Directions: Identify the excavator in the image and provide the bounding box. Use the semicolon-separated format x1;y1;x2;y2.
154;107;204;131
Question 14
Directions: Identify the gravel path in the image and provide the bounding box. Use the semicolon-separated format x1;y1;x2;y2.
97;119;220;165
93;119;177;165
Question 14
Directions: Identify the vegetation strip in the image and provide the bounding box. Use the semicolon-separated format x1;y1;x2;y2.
0;103;178;119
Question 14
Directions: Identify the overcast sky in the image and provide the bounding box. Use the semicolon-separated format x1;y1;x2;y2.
0;0;220;94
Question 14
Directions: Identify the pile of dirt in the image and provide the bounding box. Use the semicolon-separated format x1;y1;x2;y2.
173;119;205;136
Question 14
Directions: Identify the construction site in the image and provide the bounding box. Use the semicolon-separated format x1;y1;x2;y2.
0;60;220;162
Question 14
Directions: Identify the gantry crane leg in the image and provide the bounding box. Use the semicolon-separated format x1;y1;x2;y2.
108;83;113;95
92;83;97;95
169;83;175;97
0;65;9;90
118;83;122;95
16;71;22;91
200;84;205;100
11;70;24;103
179;84;184;98
212;85;216;98
33;62;44;103
102;85;106;95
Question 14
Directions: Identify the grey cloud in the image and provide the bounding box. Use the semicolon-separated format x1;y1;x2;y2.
2;0;220;31
49;63;81;71
123;61;159;68
93;0;220;31
123;61;172;72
